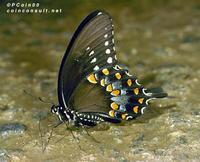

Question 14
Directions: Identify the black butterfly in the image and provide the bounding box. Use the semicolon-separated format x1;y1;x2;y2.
51;10;167;127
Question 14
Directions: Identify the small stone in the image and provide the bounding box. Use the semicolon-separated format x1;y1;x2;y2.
0;123;27;138
109;127;123;136
111;149;129;162
178;135;188;144
154;149;165;156
0;149;8;162
182;35;200;43
130;147;146;154
132;134;144;146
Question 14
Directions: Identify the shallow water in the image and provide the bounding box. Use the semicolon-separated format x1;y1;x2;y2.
0;0;200;161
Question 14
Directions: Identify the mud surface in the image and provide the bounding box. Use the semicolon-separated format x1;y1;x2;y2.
0;1;200;161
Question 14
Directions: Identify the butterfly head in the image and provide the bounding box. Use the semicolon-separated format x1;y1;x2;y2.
51;105;65;121
51;104;75;123
51;104;60;114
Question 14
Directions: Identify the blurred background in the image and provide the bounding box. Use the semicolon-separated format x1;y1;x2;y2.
0;0;200;161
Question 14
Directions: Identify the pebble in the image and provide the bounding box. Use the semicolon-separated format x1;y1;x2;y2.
111;149;129;162
0;123;27;138
182;35;200;43
0;149;8;162
132;134;144;147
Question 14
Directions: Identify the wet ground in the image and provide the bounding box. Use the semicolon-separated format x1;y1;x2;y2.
0;0;200;161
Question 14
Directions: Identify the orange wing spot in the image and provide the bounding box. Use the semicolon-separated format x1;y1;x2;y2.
102;68;109;75
106;84;113;92
127;79;132;87
109;110;115;117
133;106;139;113
100;79;105;87
110;102;119;110
138;98;144;104
115;73;121;79
111;90;120;96
87;73;97;84
134;88;139;95
121;113;127;120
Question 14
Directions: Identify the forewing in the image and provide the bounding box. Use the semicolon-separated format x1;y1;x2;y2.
58;10;117;108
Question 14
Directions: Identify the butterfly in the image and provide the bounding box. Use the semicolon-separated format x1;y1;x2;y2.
51;10;167;127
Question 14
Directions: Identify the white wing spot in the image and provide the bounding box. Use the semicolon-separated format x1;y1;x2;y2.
112;39;114;43
114;55;117;60
105;49;111;54
113;64;120;70
113;46;116;51
112;31;114;35
135;79;141;86
125;71;132;76
142;88;152;96
105;27;108;30
107;57;113;64
104;34;108;38
104;41;109;46
89;50;94;56
86;46;90;50
94;73;99;80
146;98;156;105
97;12;102;15
93;65;99;71
126;116;133;120
141;107;146;114
90;57;97;63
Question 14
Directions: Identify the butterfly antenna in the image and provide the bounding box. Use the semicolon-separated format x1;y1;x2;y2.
23;89;55;105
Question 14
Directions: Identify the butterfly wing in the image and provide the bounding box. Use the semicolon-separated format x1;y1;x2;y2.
57;10;167;125
58;10;117;109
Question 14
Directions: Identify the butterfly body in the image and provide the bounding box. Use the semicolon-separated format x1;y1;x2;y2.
51;10;167;127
